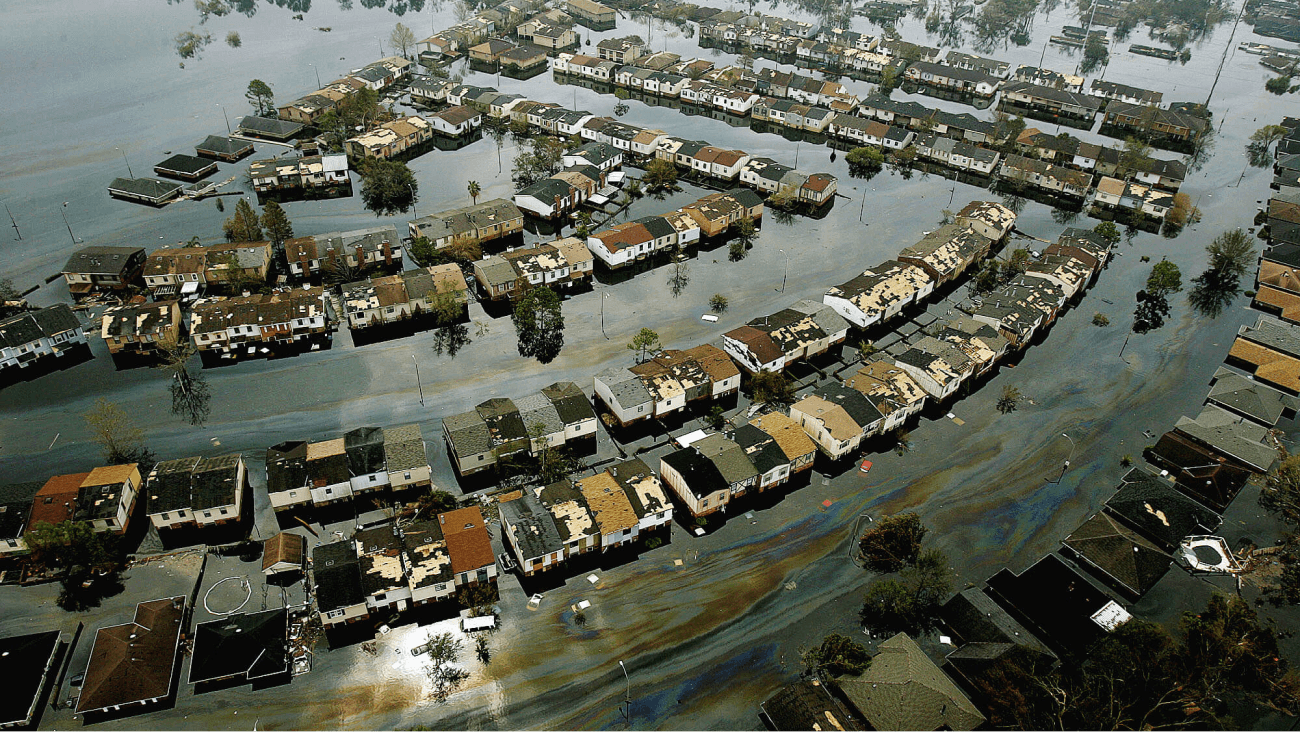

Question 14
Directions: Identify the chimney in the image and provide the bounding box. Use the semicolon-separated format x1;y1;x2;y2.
356;245;365;267
382;240;393;266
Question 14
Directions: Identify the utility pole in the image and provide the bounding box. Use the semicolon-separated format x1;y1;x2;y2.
115;147;134;178
777;249;788;292
59;202;76;245
618;660;632;724
310;63;322;88
5;205;20;241
601;292;609;339
412;354;425;406
220;104;231;134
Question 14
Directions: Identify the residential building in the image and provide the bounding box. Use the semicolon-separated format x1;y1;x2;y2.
761;679;863;731
347;56;413;91
61;246;146;298
144;454;245;531
428;105;482;137
1011;65;1084;92
1001;80;1100;120
341;265;469;330
408;77;458;106
1089;79;1162;106
407;199;524;250
194;135;254;162
500;493;567;576
384;424;431;491
944;51;1011;77
248;154;349;194
1172;405;1279;473
444;382;596;475
955;200;1017;241
904;61;1000;96
0;482;41;556
345;116;434;159
1024;252;1096;299
99;300;180;358
1103;101;1210;142
516;19;577;48
29;472;87;532
970;274;1066;347
897;223;993;285
789;384;883;459
536;479;602;558
0;630;63;729
1061;511;1171;597
597;36;645;63
722;300;850;373
237;115;305;142
440;507;498;588
0;305;88;371
469;38;517;63
143;242;273;296
513;170;601;219
1105;468;1221;552
594;345;741;426
189;287;330;358
837;633;984;731
679;189;764;237
823;260;935;329
76;597;186;716
262;532;306;575
567;0;615;27
403;519;456;605
354;524;413;612
846;359;928;433
187;609;288;687
1094;177;1175;219
1000;154;1094;197
313;541;369;628
1255;243;1300;323
75;464;141;534
473;238;594;300
265;441;311;512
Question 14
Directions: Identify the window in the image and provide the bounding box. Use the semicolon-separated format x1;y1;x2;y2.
204;511;212;518
219;508;228;515
369;475;377;482
161;512;170;520
326;608;346;619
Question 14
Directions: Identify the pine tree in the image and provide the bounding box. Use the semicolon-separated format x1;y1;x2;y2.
222;199;263;242
260;200;293;249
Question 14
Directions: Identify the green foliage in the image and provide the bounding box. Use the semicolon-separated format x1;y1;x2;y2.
246;78;274;116
627;327;660;363
222;198;263;242
709;293;729;313
643;158;678;191
845;146;885;179
260;200;292;248
1267;75;1294;95
513;286;565;363
83;398;155;468
315;88;384;151
176;30;213;60
859;549;952;636
422;631;471;703
750;370;795;405
1081;33;1109;73
1261;451;1300;527
157;335;211;426
1248;124;1291;167
225;31;241;48
1092;312;1110;327
26;520;123;611
706;405;726;431
728;238;747;262
858;512;927;573
803;633;873;678
358;158;418;217
1190;228;1255;317
996;385;1022;414
1093;221;1121;247
467;180;482;205
422;489;459;516
511;137;566;188
1146;259;1184;297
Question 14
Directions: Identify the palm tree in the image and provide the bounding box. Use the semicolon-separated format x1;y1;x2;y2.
468;180;482;206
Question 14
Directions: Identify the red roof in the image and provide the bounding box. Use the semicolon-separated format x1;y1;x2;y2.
440;507;495;575
29;472;89;529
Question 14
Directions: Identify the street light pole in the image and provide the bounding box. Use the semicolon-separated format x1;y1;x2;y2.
115;147;134;178
310;63;322;88
408;184;418;218
601;292;610;339
1051;432;1076;483
777;249;788;292
618;660;631;723
218;104;231;134
59;202;76;245
412;354;425;406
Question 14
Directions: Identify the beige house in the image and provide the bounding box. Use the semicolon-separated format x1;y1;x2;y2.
75;464;141;534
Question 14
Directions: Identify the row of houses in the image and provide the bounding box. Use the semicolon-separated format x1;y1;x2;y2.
585;189;763;269
499;456;674;575
340;265;470;332
313;507;497;627
266;424;431;512
594;344;742;428
442;381;598;476
276;56;415;125
473;237;595;300
0;464;143;555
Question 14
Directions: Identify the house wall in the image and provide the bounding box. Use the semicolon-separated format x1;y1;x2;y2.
269;488;312;511
310;481;352;506
389;464;432;490
321;602;370;627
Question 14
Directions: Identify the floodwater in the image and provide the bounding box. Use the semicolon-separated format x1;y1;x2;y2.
2;0;1300;728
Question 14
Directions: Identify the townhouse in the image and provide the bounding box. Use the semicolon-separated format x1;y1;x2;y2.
823;260;935;329
904;61;1000;97
189;287;330;358
144;454;245;531
100;300;182;356
999;155;1094;198
789;384;883;460
75;464;141;534
1093;177;1175;219
970;275;1067;347
594;344;741;427
897;223;994;286
722;300;850;373
0;305;88;372
341;266;469;331
61;246;146;299
845;359;928;434
443;382;597;476
474;238;594;300
248;153;350;194
266;424;430;512
407;199;524;250
1103;102;1211;143
285;226;403;279
1000;81;1101;121
345;116;434;160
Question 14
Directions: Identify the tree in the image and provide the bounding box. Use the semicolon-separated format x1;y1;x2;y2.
878;64;900;94
846;146;885;179
1248;124;1290;167
1093;221;1121;247
358;158;418;216
1267;75;1294;95
1261;451;1300;527
83;398;154;468
1081;32;1109;73
390;22;416;58
709;293;729;313
858;512;927;573
156;335;211;426
420;489;459;518
222;198;263;242
315;88;384;152
0;279;25;317
733;216;757;249
996;385;1022;414
246;79;274;117
511;137;566;188
667;260;690;297
423;632;471;703
26;520;122;611
859;549;952;636
513;286;565;363
467;180;481;206
627;327;660;363
260;200;293;250
750;370;795;405
613;101;630;117
1092;312;1110;327
643;158;678;191
1116;136;1153;179
1190;229;1255;317
802;634;872;678
1146;258;1184;298
175;30;213;60
706;405;726;431
225;31;241;48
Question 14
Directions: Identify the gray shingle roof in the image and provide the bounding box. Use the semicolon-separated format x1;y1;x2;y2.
837;633;985;731
383;424;428;472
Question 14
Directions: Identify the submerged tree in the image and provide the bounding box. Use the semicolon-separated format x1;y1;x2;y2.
802;634;873;678
858;512;927;573
359;158;418;216
245;78;274;116
859;549;952;636
1248;124;1290;167
846;146;885;180
156;335;211;426
513;286;565;363
996;384;1022;414
1189;228;1255;318
83;398;155;468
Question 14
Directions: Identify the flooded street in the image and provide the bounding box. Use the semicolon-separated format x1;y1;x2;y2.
3;0;1300;728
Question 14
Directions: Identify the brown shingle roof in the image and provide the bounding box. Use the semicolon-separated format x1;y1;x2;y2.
77;597;185;714
578;472;638;535
440;507;495;575
30;472;89;528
